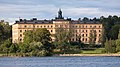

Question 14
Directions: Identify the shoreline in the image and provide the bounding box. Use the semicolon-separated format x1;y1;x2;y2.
58;54;120;57
0;53;120;57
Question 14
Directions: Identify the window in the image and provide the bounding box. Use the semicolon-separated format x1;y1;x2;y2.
37;26;39;28
51;26;53;28
86;30;87;32
20;34;22;37
20;30;22;32
76;26;77;28
33;26;35;28
99;34;101;37
48;26;49;28
86;34;87;36
86;26;87;28
82;34;84;37
76;34;77;37
25;30;27;32
82;25;84;28
76;38;78;41
94;30;96;32
82;30;84;32
94;26;96;28
90;30;92;32
72;26;74;28
86;38;87;42
99;30;101;32
24;25;27;28
20;39;22;41
72;39;74;41
76;30;77;32
51;30;53;32
79;26;81;28
41;26;42;28
90;26;92;28
44;26;46;28
95;38;96;41
82;38;84;41
99;26;101;28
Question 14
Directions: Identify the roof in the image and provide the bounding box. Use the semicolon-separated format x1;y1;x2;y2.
14;18;101;24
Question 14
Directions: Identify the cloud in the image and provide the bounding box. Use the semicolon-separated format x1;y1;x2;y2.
0;0;120;24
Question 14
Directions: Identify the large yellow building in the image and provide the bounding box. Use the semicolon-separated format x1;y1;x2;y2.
12;9;103;44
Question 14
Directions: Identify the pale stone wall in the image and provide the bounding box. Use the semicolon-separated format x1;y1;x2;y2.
12;21;102;44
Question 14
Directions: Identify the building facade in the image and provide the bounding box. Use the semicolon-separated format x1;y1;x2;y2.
12;9;103;44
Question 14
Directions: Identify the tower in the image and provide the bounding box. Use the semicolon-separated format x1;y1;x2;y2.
58;9;63;19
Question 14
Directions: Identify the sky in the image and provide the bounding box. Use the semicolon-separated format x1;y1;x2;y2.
0;0;120;24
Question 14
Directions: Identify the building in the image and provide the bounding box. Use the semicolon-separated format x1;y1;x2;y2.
12;9;103;44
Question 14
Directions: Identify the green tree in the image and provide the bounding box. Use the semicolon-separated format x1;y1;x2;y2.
33;28;51;43
54;27;73;52
82;17;89;22
89;29;97;47
116;30;120;52
19;43;29;53
9;43;19;53
105;39;116;53
0;39;12;53
110;25;120;40
23;28;53;56
23;30;34;43
29;42;49;56
24;28;51;44
0;22;11;44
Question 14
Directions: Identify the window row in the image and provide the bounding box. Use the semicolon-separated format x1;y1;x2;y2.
20;25;101;28
81;34;101;37
72;33;101;37
73;30;101;33
20;25;53;28
72;25;101;28
20;30;27;32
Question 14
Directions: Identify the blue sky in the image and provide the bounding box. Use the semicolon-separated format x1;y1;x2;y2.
0;0;120;24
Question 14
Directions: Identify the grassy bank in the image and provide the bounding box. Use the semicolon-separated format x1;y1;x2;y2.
81;48;105;54
53;48;105;54
0;48;120;57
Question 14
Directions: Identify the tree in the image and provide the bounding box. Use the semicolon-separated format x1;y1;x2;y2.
9;43;19;53
116;30;120;52
24;28;51;43
0;22;11;44
33;28;51;43
19;43;29;53
0;39;12;53
54;27;73;51
89;29;97;47
29;42;51;56
23;30;34;43
23;28;53;56
105;39;116;53
110;25;120;40
82;17;89;22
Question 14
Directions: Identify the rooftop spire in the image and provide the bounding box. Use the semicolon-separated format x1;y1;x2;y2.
58;8;63;19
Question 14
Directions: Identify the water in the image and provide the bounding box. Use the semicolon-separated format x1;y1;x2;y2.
0;56;120;67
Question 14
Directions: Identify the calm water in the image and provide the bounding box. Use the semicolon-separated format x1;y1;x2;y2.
0;56;120;67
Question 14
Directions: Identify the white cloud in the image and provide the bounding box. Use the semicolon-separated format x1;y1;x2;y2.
62;7;120;18
0;0;120;24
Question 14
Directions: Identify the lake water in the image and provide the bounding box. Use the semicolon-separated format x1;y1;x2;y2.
0;56;120;67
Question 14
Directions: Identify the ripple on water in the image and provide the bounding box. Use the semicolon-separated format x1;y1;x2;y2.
0;56;120;67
